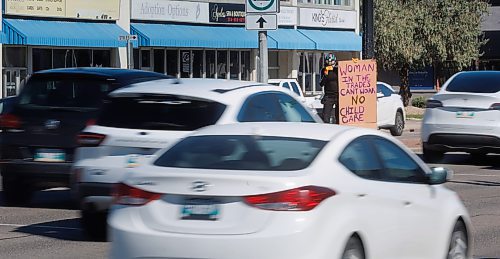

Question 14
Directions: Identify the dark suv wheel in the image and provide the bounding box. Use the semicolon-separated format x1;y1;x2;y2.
2;175;33;206
423;146;444;163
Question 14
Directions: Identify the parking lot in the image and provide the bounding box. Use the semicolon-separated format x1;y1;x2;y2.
0;126;499;258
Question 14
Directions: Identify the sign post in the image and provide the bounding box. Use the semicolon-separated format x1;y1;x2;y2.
246;0;279;83
337;59;378;128
119;35;138;70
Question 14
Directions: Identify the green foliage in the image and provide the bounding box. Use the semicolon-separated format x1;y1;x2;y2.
411;96;426;108
374;0;489;105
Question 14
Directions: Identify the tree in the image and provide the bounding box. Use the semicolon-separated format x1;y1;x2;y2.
374;0;489;106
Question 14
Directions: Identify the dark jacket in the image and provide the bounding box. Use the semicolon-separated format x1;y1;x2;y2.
320;65;339;96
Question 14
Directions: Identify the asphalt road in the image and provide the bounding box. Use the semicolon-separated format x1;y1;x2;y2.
0;152;498;258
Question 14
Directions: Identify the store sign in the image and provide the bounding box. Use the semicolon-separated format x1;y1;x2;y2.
131;0;209;24
338;59;377;128
278;6;297;26
181;51;190;73
209;3;245;24
299;8;356;29
5;0;120;20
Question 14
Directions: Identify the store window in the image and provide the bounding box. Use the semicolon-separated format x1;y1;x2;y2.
141;49;151;69
154;49;165;74
133;49;140;69
206;50;216;78
166;50;178;77
241;51;251;81
269;51;279;79
217;51;228;79
53;49;71;68
4;47;27;68
192;50;203;78
33;48;52;72
74;49;92;67
93;50;111;67
230;51;239;80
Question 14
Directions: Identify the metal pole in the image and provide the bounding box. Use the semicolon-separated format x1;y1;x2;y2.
362;0;374;59
258;31;268;83
127;40;134;69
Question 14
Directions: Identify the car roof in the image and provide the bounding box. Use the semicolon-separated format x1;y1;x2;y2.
32;67;171;81
268;79;298;83
109;78;289;104
188;122;358;141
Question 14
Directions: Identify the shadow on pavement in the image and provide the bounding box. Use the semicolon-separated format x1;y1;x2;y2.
0;189;78;210
13;218;88;242
419;153;500;170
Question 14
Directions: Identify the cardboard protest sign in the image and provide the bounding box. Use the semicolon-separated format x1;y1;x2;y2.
337;59;377;128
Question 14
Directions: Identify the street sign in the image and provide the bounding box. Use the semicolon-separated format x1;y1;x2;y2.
118;35;138;41
246;0;279;13
245;14;277;30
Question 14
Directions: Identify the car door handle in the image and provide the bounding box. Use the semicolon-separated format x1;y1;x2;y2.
357;193;367;198
403;201;412;206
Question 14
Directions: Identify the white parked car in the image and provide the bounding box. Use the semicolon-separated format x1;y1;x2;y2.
109;122;470;259
422;71;500;162
268;78;323;110
376;82;406;136
71;78;322;238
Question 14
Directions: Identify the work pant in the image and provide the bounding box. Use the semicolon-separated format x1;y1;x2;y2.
322;95;339;124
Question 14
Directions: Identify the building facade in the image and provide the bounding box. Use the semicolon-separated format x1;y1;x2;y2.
480;0;500;71
1;0;362;98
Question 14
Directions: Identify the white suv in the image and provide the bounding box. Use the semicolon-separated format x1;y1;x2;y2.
71;78;322;238
421;71;500;162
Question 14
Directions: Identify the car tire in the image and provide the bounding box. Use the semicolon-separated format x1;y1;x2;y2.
390;111;405;136
2;176;33;206
81;208;107;241
341;236;365;259
447;221;468;259
422;147;444;163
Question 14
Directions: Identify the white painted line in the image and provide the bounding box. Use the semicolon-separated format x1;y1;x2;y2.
0;223;81;231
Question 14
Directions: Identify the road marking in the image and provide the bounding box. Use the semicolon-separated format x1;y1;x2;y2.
454;173;500;177
0;223;81;231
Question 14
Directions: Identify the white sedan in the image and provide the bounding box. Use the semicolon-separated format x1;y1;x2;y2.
109;122;470;259
422;71;500;162
376;82;406;136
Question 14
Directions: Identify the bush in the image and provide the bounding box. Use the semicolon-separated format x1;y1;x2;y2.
411;96;426;108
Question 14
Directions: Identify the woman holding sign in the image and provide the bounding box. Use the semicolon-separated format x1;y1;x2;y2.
320;53;340;124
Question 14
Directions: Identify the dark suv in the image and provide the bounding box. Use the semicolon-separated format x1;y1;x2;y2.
0;68;170;205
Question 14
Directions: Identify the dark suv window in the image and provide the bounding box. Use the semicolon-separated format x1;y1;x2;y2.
446;72;500;93
97;95;226;131
18;78;111;109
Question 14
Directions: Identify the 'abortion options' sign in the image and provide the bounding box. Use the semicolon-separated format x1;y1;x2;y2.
337;59;377;128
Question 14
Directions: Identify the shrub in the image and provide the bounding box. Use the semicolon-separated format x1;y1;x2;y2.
411;96;426;108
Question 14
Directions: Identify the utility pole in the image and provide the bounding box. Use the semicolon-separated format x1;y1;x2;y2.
127;40;134;69
258;31;268;83
362;0;374;59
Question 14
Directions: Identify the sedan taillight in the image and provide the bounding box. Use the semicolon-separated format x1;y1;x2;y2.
244;186;336;211
112;183;162;206
76;132;106;147
426;99;443;108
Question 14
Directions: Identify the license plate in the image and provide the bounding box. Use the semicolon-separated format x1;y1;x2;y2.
181;199;219;221
456;111;475;119
34;149;66;162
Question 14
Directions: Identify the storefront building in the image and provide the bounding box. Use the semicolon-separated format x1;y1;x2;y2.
1;0;362;98
480;1;500;71
0;0;131;98
130;0;362;96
